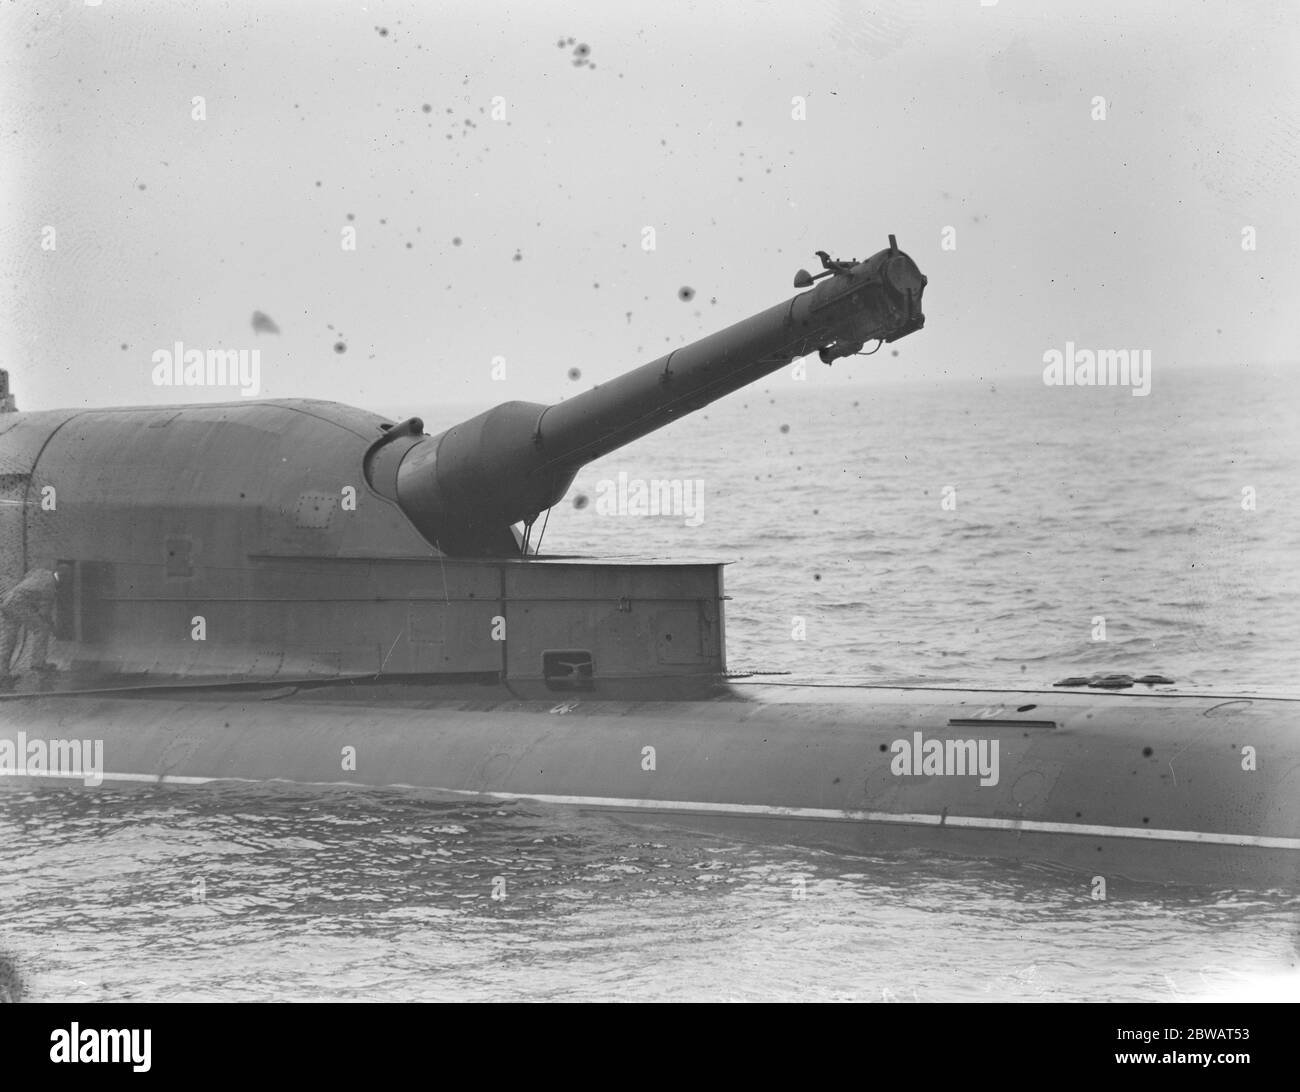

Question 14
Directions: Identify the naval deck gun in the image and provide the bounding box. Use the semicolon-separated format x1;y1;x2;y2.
0;237;925;696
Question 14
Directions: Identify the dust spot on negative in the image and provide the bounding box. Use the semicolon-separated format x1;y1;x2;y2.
422;104;432;113
567;367;582;381
452;237;462;246
566;41;594;68
334;341;347;354
677;286;695;302
375;26;389;37
779;424;790;434
572;493;589;510
251;311;281;335
513;251;523;261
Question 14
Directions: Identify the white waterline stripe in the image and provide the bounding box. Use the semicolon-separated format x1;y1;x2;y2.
4;770;1298;850
435;789;1300;850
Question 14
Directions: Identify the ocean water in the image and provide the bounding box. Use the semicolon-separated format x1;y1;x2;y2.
3;365;1299;1002
545;363;1300;696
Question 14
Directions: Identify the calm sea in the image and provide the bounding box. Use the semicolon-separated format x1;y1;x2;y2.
3;365;1298;1001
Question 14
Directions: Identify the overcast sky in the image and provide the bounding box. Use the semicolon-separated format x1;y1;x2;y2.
2;0;1296;415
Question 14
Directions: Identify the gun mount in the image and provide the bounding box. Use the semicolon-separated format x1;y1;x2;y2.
0;236;924;693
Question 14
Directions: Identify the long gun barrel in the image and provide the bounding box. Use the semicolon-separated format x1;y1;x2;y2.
389;237;927;555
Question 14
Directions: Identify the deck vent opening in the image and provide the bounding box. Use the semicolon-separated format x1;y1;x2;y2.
543;650;594;692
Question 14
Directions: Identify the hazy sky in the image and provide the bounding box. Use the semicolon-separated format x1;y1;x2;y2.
2;0;1296;415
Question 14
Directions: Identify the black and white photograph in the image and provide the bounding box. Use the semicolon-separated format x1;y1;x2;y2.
1;0;1297;1030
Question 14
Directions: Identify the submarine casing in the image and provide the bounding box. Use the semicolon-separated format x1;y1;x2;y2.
4;680;1298;890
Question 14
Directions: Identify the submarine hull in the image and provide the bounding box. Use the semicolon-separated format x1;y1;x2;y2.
1;244;1291;891
3;680;1297;890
